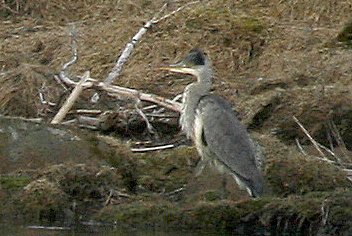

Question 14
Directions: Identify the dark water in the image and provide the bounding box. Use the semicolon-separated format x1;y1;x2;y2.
0;225;241;236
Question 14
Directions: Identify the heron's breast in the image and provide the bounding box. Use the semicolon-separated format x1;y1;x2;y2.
193;112;204;155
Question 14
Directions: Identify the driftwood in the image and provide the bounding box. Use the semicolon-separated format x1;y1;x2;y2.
47;2;203;150
101;1;200;86
50;77;183;133
91;1;200;103
52;2;200;126
51;71;90;124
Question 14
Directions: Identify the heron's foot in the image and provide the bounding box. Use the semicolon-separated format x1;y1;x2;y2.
193;161;206;177
221;174;230;199
221;188;230;199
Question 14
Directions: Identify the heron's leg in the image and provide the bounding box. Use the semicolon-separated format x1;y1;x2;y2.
221;173;229;199
194;159;207;176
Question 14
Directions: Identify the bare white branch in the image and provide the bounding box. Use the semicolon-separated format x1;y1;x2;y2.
134;99;158;137
294;116;352;182
91;1;200;102
295;138;308;156
293;116;328;160
59;28;79;86
321;200;329;226
131;144;175;152
93;82;182;113
90;3;169;103
328;121;350;163
51;71;90;124
152;1;200;24
56;74;182;113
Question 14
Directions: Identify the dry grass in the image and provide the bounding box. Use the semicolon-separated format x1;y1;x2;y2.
1;0;352;145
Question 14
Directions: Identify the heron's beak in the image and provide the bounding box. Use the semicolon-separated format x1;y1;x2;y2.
158;61;196;75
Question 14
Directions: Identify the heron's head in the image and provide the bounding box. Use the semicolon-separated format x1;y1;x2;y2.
159;49;213;83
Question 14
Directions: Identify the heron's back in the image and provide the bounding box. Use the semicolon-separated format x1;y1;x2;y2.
194;94;263;197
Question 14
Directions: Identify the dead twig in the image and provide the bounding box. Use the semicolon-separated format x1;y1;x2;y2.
162;184;187;196
101;3;168;86
131;144;175;152
321;200;329;226
317;142;342;164
39;81;56;106
59;27;79;86
134;98;158;137
152;1;200;24
0;115;43;123
51;71;90;124
93;82;182;113
294;116;352;183
143;94;182;112
328;120;350;163
73;109;102;114
295;120;343;165
295;138;308;156
293;116;328;160
91;1;200;102
57;72;182;113
90;3;169;103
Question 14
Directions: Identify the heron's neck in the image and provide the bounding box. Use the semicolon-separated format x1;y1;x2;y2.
198;66;213;83
180;67;213;139
195;66;213;90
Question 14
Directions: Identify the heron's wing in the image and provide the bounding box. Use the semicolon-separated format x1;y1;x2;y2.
197;95;260;182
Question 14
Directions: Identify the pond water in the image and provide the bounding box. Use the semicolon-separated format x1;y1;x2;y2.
0;224;264;236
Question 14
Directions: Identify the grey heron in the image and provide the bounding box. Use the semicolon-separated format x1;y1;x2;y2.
159;49;263;198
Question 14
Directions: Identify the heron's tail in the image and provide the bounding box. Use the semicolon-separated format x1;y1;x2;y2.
232;173;263;198
248;177;263;198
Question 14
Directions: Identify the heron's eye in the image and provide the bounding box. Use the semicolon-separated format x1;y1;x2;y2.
187;50;205;66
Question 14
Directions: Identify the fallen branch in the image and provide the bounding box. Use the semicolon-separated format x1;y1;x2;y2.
51;3;196;137
54;2;194;124
101;3;168;87
131;144;175;152
0;115;43;123
95;82;182;113
51;71;90;124
90;1;200;102
56;71;182;113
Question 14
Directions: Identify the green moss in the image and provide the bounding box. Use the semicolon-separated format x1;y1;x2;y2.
136;146;196;193
0;176;31;192
185;4;266;34
97;202;181;227
203;190;223;202
0;176;32;217
96;198;271;230
265;154;351;195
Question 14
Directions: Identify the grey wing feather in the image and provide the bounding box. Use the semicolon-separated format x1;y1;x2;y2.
198;95;260;182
